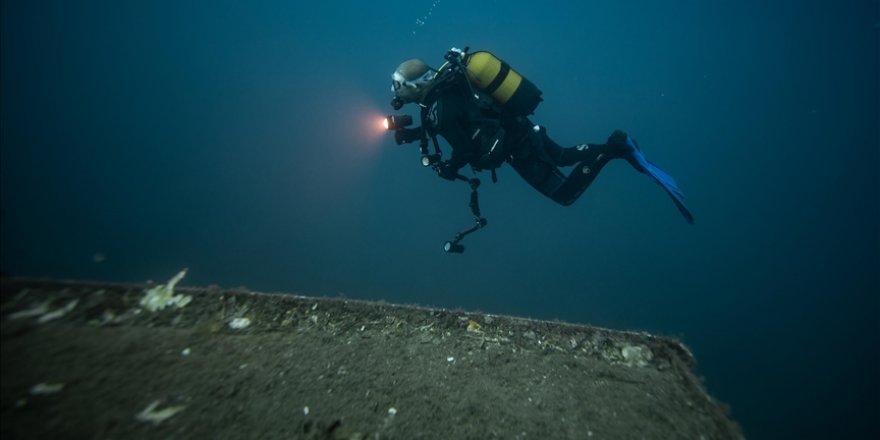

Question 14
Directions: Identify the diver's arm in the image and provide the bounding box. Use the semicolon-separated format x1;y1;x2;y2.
433;94;476;179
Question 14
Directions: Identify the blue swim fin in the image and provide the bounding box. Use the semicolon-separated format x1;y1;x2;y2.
623;136;695;224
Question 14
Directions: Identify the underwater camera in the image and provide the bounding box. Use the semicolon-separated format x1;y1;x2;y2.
384;114;422;145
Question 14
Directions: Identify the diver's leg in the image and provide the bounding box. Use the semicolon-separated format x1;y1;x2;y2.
509;154;569;202
531;128;624;205
512;127;623;206
510;151;611;207
518;127;695;221
538;131;609;167
536;126;626;168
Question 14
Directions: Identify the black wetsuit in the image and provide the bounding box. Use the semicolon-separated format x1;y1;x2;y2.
421;77;624;206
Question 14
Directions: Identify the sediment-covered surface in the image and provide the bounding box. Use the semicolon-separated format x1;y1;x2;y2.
1;277;742;439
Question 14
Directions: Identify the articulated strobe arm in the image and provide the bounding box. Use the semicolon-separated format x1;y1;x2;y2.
443;176;488;253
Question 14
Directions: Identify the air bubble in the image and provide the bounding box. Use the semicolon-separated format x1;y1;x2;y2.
412;0;441;35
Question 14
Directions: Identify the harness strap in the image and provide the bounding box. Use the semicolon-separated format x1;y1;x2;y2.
418;104;443;158
483;62;511;95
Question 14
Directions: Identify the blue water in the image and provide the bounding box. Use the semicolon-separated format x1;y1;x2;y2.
2;1;877;438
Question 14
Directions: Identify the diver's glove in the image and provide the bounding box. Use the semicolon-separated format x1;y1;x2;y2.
436;161;460;181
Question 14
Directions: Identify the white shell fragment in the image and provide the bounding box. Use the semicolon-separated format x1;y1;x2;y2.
135;400;186;425
12;299;81;324
228;317;252;329
37;299;79;324
9;302;50;320
30;382;65;395
620;344;653;367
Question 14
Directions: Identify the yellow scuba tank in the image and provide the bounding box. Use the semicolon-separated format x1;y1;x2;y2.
463;51;542;116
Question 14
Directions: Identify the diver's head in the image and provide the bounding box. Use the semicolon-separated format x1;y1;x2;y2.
391;58;436;106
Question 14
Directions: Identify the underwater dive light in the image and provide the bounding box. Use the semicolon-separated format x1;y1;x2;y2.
384;114;412;131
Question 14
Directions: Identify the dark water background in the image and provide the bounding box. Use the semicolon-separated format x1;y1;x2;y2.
2;1;877;438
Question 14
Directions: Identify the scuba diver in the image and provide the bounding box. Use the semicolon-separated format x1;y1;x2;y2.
386;47;693;252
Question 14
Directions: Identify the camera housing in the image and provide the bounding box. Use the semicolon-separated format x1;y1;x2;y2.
385;114;422;145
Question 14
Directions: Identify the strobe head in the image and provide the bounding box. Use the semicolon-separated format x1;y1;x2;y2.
384;114;413;131
421;154;441;167
444;241;465;253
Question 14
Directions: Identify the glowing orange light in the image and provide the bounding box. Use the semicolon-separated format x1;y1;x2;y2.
359;112;390;143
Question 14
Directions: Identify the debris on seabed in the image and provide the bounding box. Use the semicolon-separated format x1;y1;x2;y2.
228;317;252;330
135;400;186;425
140;269;192;312
466;319;482;333
30;383;65;395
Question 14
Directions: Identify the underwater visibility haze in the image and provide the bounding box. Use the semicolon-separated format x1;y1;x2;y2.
1;1;878;438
